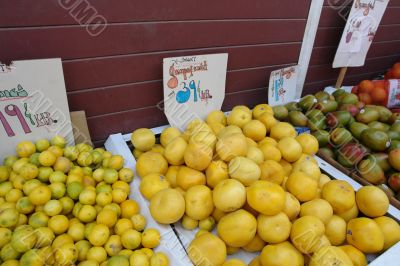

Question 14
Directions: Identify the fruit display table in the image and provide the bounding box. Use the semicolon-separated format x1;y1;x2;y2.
105;123;400;265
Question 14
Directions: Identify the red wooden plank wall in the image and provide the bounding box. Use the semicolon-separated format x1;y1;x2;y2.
0;0;309;145
1;1;398;145
303;0;400;94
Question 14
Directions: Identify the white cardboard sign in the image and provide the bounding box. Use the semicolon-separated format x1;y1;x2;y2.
333;0;389;68
163;53;228;131
268;65;298;106
0;58;74;161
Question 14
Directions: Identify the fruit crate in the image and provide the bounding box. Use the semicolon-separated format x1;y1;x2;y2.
105;126;400;265
317;151;400;210
105;126;191;266
104;125;258;264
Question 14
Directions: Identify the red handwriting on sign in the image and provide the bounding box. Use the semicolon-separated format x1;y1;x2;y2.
0;104;32;137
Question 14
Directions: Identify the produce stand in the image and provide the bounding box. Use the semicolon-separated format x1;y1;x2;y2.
105;125;400;265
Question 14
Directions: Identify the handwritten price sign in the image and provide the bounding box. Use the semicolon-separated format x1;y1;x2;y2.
268;65;298;106
163;54;228;130
0;59;74;161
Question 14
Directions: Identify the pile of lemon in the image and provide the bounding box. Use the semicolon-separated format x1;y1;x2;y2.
0;136;168;266
132;104;400;266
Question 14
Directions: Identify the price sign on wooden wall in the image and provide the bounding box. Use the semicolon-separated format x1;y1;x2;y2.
268;65;298;106
163;53;228;130
0;58;74;161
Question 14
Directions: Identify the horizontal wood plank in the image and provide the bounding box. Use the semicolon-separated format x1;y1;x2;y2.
63;44;300;91
87;87;268;141
0;0;310;27
310;40;400;66
0;20;306;62
305;55;399;83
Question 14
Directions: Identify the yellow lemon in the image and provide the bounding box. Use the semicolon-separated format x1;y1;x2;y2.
68;222;85;242
227;109;252;128
243;120;267;142
78;205;97;223
118;168;134;183
185;185;214;220
260;241;304;266
206;110;227;125
104;235;123;256
97;209;118;228
114;218;133;235
205;160;229;188
277;137;303;162
322;180;355;213
131;128;156;152
150;252;169;266
283;192;300;221
164;137;187;166
216;133;248;162
228;156;261;186
176;166;206;190
120;199;140;218
140;173;170;200
217;209;257;247
184;141;213;171
38;150;57;166
259;144;281;161
259;160;285;184
257;212;291;243
270;122;297;140
188;232;226;266
286;171;318;202
27;185;51;206
247;180;285;215
300;198;333;224
338;245;367;266
48;215;69;235
16;141;36;158
181;214;198;230
257;112;278;133
296;133;319;155
355;186;389;218
258;136;278;147
337;203;359;222
347;217;384;253
88;224;110;246
150;188;185;224
290;215;325;254
165;166;180;188
121;229;141;250
112;188;128;203
136;152;168;177
309;246;353;266
141;228;161;249
246;146;264;164
374;216;400;250
325;215;347;246
213;179;246;212
160;127;181;147
131;214;147;231
87;246;107;263
242;233;265;252
129;250;150;266
222;259;247;266
253;103;273;119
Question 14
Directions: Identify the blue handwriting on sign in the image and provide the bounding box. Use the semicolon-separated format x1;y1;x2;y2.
176;80;198;103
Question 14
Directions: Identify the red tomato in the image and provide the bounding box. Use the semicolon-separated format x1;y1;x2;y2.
359;80;374;93
370;86;387;104
358;93;372;105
